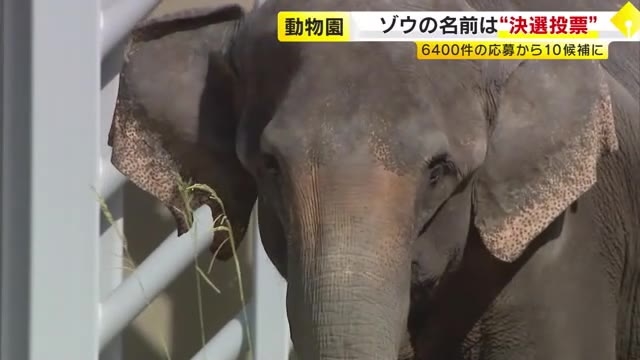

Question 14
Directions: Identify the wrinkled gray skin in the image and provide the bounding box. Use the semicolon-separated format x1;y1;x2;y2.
109;0;640;359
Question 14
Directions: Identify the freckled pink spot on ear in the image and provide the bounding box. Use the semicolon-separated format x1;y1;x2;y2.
474;68;618;263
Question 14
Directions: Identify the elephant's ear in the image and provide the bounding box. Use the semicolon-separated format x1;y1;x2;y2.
472;60;618;262
109;5;257;260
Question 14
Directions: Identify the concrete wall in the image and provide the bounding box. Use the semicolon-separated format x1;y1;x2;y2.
120;1;259;359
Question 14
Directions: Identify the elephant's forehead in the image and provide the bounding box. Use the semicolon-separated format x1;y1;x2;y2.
255;42;485;174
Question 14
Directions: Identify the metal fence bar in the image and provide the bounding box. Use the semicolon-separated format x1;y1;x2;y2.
247;0;292;355
99;205;214;349
192;203;292;360
1;0;33;358
250;204;291;359
99;161;128;202
191;301;252;360
100;0;160;57
98;173;125;360
0;0;103;359
30;0;102;355
98;24;128;359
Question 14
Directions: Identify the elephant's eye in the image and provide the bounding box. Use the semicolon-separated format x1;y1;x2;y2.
426;154;454;186
262;153;281;177
429;164;446;185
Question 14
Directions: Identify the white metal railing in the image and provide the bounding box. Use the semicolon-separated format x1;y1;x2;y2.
0;0;291;359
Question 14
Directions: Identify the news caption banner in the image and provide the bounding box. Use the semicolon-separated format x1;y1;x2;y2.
276;1;640;60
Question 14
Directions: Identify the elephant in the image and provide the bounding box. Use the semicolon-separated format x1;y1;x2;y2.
108;0;640;358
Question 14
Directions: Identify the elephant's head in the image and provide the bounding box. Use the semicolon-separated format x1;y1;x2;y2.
109;2;618;359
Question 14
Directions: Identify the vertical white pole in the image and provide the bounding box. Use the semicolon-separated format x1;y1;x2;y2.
2;0;103;359
250;3;292;360
251;203;291;360
31;0;102;354
98;39;127;360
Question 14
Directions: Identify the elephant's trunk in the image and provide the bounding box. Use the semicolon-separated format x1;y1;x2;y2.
288;252;410;359
286;172;414;360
